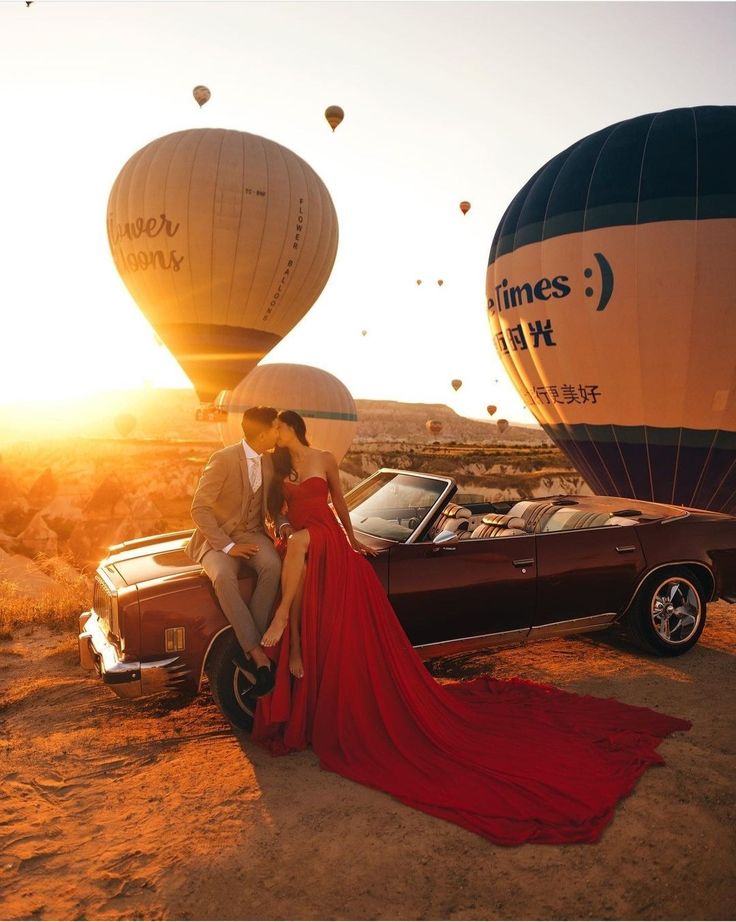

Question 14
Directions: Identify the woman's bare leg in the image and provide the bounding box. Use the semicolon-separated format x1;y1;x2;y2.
261;530;310;647
289;564;306;678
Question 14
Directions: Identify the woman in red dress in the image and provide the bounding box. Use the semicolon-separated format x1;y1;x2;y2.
254;411;691;846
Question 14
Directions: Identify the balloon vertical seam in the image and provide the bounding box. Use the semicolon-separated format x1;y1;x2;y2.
209;129;227;339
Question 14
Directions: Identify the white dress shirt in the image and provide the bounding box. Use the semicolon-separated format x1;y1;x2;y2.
222;439;262;555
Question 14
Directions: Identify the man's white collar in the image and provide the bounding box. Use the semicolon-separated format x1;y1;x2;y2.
241;438;260;461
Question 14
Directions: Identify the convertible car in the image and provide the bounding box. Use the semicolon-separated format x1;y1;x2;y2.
78;468;736;728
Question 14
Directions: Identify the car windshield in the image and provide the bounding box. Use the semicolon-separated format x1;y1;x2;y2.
346;471;452;542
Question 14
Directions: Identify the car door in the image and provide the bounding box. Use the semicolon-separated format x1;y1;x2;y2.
387;533;537;650
533;525;645;631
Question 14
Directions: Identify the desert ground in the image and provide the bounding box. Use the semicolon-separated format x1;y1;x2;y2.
1;604;735;921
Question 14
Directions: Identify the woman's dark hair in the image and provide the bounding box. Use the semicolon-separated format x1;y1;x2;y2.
267;410;310;521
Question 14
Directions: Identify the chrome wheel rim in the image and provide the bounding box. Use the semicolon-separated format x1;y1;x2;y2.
650;577;701;645
232;660;256;715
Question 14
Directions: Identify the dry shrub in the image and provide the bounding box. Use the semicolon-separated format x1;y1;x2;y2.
0;558;92;640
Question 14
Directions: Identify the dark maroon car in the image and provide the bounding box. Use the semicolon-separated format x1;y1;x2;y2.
78;468;736;728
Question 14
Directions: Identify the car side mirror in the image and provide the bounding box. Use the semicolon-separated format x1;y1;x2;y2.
433;529;460;545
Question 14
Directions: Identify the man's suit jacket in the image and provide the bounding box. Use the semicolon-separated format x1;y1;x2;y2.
185;443;287;564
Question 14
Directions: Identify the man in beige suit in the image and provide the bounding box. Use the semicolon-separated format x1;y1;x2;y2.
186;405;292;695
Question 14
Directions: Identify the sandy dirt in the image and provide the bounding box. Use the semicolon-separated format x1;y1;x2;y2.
1;604;734;922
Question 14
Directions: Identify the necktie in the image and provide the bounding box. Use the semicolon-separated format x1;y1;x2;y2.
248;455;262;493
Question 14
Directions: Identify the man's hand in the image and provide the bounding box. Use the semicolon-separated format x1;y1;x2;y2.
227;543;260;559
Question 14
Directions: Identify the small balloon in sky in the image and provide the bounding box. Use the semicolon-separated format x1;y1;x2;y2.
426;419;443;435
192;85;211;107
497;419;509;434
451;378;462;392
114;413;136;438
486;404;497;416
459;201;471;215
361;329;367;337
416;279;422;286
437;279;444;287
324;105;344;131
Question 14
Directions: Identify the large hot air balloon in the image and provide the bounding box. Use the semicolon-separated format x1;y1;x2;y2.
426;420;443;436
497;419;509;435
487;106;736;513
107;129;338;405
192;85;211;107
459;201;471;215
324;105;344;132
486;405;497;417
451;379;462;392
221;364;357;462
114;413;136;438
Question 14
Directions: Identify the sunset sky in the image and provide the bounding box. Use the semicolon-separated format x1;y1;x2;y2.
1;1;733;424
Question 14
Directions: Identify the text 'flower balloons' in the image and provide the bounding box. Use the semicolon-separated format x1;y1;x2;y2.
221;363;357;463
192;85;211;107
107;128;338;404
324;105;344;132
487;105;736;513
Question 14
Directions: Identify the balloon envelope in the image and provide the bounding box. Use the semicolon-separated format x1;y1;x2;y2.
192;85;211;107
460;201;471;215
451;379;462;392
221;364;357;463
114;413;136;438
416;279;422;286
108;129;338;403
324;105;344;131
497;419;509;434
486;405;497;416
437;279;444;287
426;419;443;435
487;105;736;513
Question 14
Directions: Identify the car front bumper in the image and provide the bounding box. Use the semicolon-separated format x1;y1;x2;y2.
78;610;190;699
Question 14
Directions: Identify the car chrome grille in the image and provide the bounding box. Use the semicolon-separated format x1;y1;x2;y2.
92;574;118;637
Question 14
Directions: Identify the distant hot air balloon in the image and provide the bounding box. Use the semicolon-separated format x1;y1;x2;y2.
361;329;367;337
497;419;509;434
486;405;497;417
451;379;462;392
107;128;338;404
192;85;211;107
324;105;344;132
487;105;736;513
459;201;471;215
114;413;136;438
437;279;444;287
416;279;422;286
426;420;443;436
222;364;357;462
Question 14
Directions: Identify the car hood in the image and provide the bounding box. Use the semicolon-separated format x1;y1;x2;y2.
106;534;202;587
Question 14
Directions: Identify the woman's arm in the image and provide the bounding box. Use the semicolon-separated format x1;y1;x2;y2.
324;452;376;556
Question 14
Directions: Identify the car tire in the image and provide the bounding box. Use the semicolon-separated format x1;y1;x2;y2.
204;632;259;730
624;569;707;656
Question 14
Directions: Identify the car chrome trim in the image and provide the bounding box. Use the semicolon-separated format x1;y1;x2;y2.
198;625;234;691
661;512;690;525
414;627;530;659
528;612;617;639
621;560;716;616
79;610;190;699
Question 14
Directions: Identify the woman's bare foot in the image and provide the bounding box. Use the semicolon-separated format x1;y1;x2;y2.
261;607;289;647
289;649;304;678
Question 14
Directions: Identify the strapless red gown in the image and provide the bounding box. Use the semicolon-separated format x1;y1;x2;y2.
252;477;690;846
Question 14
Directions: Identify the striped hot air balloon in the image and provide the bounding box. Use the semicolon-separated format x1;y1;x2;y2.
221;364;357;463
487;106;736;513
107;129;338;404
